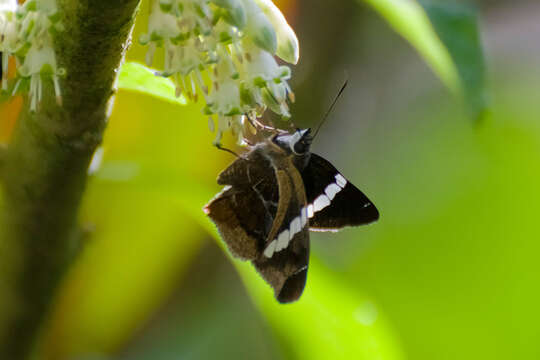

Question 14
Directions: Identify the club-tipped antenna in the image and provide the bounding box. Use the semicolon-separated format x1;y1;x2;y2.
312;78;348;140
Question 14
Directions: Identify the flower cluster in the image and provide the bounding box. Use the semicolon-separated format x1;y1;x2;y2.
0;0;64;111
140;0;299;145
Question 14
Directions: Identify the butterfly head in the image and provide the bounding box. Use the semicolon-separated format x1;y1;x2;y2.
273;128;313;155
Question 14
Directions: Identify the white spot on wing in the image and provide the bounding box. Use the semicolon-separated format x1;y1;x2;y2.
313;194;330;212
310;227;340;233
301;207;308;227
307;204;314;218
289;217;301;238
263;240;277;258
275;230;289;251
335;174;347;188
325;183;342;200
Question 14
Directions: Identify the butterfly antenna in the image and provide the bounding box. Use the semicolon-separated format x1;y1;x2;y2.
312;78;348;139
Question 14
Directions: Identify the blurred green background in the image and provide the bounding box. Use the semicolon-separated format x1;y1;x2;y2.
9;0;540;359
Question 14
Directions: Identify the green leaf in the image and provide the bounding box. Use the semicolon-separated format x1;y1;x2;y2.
419;0;488;121
362;0;460;93
117;62;186;105
361;0;488;120
238;258;405;360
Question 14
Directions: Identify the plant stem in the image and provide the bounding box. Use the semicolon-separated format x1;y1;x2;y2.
0;144;6;177
0;1;140;358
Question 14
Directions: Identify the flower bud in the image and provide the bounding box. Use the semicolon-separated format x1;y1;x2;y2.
211;0;246;29
254;0;298;64
242;0;276;54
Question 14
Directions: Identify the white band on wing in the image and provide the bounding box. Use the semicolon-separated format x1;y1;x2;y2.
308;174;348;217
263;174;348;258
264;206;309;258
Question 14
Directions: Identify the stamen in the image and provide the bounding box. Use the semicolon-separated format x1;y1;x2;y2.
53;75;62;105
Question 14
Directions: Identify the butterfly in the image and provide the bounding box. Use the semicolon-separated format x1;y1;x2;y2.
204;127;379;303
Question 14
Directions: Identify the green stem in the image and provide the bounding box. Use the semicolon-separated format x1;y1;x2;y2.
0;1;140;358
0;144;6;177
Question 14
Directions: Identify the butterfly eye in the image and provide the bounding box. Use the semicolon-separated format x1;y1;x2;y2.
293;139;310;154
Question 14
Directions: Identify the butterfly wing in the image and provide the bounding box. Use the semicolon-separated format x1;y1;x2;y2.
204;185;271;260
254;164;310;303
301;153;379;231
253;238;309;303
216;146;274;188
206;146;310;303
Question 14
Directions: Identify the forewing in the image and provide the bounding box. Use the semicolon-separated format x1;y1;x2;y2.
302;153;379;230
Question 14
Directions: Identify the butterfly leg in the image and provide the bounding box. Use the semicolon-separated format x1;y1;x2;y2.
215;143;243;158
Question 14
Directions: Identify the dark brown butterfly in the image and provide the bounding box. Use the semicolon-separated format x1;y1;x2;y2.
204;128;379;303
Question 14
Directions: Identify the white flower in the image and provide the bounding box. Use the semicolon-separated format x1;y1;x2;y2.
0;0;64;110
207;59;241;115
17;42;62;110
0;0;17;90
205;56;244;144
254;0;298;64
213;114;245;145
240;39;292;117
241;0;276;54
15;0;63;110
141;0;298;145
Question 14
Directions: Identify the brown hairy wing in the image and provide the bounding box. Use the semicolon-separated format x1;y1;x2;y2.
204;186;271;260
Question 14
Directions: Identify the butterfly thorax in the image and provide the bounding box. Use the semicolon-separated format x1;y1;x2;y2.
272;128;312;154
269;128;313;170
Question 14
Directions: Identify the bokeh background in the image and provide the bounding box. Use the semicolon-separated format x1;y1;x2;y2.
2;0;539;359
